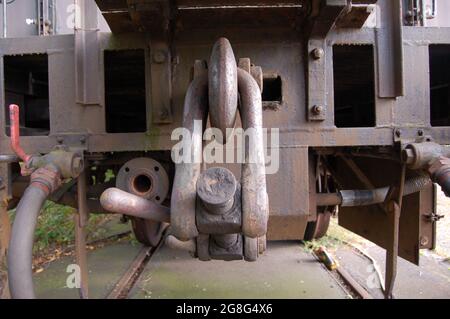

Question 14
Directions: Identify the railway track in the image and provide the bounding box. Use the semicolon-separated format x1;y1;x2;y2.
106;241;376;300
106;243;162;299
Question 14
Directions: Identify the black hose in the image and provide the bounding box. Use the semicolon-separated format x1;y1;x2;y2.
340;174;431;207
316;174;431;207
8;185;48;299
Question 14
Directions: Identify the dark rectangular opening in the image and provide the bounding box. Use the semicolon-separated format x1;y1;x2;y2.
105;49;147;133
333;45;375;128
4;54;50;136
262;75;282;110
262;75;282;102
430;45;450;127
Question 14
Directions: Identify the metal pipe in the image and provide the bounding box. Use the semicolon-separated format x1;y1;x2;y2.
0;155;19;163
421;0;426;26
100;188;170;223
316;174;431;207
75;169;89;299
237;68;269;238
170;73;208;241
315;192;342;206
403;142;450;169
8;165;61;299
429;156;450;197
2;0;6;38
9;105;32;163
432;0;437;18
43;0;49;35
37;0;41;35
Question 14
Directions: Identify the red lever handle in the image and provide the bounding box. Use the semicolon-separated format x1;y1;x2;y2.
9;104;31;163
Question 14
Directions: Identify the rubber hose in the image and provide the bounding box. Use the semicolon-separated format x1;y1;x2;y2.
8;185;48;299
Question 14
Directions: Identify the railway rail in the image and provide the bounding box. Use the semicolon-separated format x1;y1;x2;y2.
105;241;375;300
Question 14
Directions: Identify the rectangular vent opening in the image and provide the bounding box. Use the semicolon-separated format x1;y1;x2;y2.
4;54;50;136
430;44;450;127
262;75;282;109
333;45;375;128
105;49;147;133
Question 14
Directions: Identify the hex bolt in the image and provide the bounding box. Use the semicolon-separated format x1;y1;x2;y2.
196;167;237;215
311;48;324;60
311;105;323;116
153;50;166;64
213;234;239;249
159;109;168;120
418;129;424;136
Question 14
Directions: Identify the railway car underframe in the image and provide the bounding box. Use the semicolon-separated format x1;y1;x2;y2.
0;0;449;299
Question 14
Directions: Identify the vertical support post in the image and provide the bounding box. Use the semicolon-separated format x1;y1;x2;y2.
75;169;89;299
75;0;100;105
37;0;42;36
125;0;175;124
150;40;174;124
2;0;6;38
42;0;49;35
376;0;404;97
306;0;348;122
383;164;406;299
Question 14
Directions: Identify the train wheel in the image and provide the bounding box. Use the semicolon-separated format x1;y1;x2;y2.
304;210;333;240
130;218;166;247
303;209;332;241
305;156;335;241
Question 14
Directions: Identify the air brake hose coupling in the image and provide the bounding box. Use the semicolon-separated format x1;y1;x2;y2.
429;156;450;197
29;164;62;196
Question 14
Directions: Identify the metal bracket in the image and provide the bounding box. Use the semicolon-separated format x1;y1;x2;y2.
149;40;174;124
307;39;328;121
306;0;348;122
376;0;404;98
75;0;100;105
52;134;90;151
75;169;89;299
382;164;406;299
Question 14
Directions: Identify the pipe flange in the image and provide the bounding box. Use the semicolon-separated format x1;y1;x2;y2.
116;158;169;204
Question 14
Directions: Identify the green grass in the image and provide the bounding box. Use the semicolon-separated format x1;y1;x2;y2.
9;201;110;254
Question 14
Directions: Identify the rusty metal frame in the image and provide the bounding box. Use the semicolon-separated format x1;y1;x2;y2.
0;1;449;248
